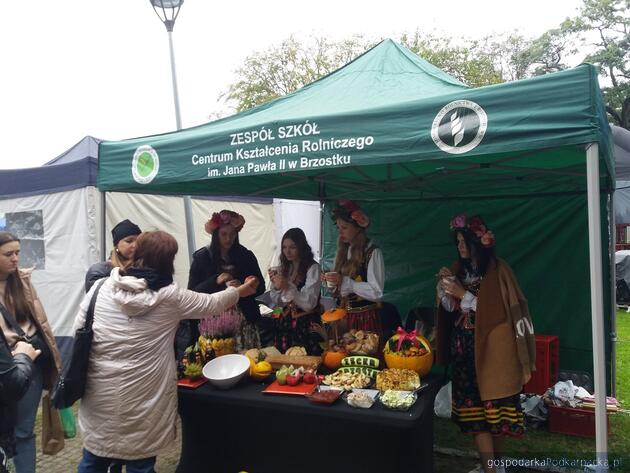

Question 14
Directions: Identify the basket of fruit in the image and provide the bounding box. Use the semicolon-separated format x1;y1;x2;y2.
383;328;433;376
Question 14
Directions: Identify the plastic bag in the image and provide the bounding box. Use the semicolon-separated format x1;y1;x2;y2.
59;407;77;439
434;381;452;418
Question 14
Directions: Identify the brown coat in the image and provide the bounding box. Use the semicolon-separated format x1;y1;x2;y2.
436;259;536;401
18;269;62;390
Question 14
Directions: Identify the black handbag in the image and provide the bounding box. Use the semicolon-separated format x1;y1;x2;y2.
0;302;52;369
50;279;105;409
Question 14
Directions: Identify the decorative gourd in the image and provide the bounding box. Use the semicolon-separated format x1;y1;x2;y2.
250;360;273;380
383;331;434;376
322;350;347;370
322;308;347;323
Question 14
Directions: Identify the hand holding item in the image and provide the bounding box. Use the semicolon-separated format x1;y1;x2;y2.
226;279;242;288
237;276;259;298
271;273;288;291
441;276;466;300
217;272;233;285
13;341;41;361
324;272;340;288
437;267;452;279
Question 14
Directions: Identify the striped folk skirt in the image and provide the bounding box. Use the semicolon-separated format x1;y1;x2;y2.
450;316;524;437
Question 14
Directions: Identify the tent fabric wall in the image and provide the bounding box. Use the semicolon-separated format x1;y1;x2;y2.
321;193;612;380
0;187;101;361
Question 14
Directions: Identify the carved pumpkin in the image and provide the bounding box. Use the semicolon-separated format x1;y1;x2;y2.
322;350;347;370
322;308;347;323
383;334;434;376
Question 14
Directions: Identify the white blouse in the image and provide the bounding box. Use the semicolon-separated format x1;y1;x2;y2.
339;245;384;302
267;263;321;312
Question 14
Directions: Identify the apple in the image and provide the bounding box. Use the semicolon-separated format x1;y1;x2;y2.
303;371;316;384
276;369;288;385
286;373;300;386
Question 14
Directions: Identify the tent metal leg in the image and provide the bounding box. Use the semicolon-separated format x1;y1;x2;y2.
183;195;196;263
101;191;107;261
586;142;608;470
609;191;616;397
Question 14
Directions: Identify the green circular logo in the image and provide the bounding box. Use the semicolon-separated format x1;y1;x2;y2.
132;145;159;184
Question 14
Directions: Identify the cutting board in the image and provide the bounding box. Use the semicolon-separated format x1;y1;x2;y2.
263;380;317;396
265;355;321;371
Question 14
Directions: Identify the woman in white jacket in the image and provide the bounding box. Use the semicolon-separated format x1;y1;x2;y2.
74;231;258;473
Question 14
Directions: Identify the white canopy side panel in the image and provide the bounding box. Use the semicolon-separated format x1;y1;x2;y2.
105;192;190;287
273;199;321;262
0;187;98;337
105;193;277;288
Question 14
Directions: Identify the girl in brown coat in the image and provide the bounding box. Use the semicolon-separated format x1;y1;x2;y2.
0;232;62;473
436;215;535;473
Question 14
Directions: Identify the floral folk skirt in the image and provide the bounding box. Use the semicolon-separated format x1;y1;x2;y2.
274;309;324;355
450;320;524;437
346;306;381;335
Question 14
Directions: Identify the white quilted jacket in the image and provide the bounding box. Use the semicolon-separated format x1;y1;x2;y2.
74;267;239;460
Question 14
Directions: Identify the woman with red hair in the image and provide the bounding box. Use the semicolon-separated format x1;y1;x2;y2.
75;230;258;472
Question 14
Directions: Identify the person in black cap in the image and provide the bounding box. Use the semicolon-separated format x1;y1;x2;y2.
85;219;141;292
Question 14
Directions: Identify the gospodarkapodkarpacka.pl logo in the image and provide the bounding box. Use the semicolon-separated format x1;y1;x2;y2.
431;100;488;154
132;145;159;184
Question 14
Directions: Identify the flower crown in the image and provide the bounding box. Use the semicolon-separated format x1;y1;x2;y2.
205;210;246;234
449;214;496;248
330;200;370;228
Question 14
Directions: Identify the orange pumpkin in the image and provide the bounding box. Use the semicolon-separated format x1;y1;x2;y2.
322;350;347;369
322;308;347;323
383;334;434;376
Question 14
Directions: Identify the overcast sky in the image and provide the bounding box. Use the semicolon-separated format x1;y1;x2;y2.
0;0;584;170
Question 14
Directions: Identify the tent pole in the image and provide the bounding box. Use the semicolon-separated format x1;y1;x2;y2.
586;142;608;469
101;191;107;261
609;191;617;397
183;196;196;263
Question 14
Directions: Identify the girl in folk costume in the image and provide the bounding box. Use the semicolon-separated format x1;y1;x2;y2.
323;200;385;335
436;215;536;473
186;210;265;351
267;228;324;355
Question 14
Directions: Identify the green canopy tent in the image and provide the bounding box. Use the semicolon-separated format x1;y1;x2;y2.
98;39;613;457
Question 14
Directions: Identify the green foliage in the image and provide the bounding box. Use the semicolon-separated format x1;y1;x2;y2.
223;35;372;113
399;31;503;87
223;0;628;127
567;0;629;127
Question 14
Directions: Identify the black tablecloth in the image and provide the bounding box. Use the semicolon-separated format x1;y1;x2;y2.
176;375;440;473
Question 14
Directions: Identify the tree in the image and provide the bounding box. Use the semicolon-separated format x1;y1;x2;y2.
567;0;629;127
399;31;503;87
223;36;372;113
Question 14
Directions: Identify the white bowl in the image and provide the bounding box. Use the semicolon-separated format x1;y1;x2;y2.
202;354;250;389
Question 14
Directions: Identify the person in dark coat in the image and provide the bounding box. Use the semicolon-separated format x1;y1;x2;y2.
176;210;264;359
0;336;39;473
85;219;142;292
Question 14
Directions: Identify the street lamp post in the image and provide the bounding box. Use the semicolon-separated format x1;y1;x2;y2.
150;0;196;262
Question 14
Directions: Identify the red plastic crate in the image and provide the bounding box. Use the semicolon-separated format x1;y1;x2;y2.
548;405;609;437
524;335;559;395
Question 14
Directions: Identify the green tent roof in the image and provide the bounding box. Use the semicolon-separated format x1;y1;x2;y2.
98;39;613;200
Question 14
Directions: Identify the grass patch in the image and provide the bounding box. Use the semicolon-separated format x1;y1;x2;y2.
433;310;630;472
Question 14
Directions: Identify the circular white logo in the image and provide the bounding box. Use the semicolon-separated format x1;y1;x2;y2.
431;100;488;154
132;145;159;184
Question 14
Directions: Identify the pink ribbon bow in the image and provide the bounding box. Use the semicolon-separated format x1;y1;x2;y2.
396;326;419;352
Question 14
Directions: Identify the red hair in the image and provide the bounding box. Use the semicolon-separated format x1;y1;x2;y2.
132;231;178;276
